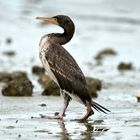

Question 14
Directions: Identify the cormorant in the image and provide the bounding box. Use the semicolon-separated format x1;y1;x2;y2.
36;15;110;121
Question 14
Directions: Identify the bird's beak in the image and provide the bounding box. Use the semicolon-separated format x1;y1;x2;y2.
36;16;59;25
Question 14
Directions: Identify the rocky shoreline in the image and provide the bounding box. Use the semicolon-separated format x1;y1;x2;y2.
0;69;101;97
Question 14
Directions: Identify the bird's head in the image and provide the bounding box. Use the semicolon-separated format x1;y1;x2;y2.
36;15;74;31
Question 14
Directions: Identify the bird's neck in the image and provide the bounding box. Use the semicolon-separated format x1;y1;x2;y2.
47;25;75;45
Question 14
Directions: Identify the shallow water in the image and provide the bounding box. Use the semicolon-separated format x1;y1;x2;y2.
0;94;140;140
0;0;140;140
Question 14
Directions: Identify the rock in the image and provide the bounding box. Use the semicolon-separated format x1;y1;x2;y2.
117;62;133;71
12;71;27;79
38;75;101;97
136;93;140;102
0;71;27;83
6;126;15;129
38;75;51;88
2;79;33;96
2;51;16;56
18;134;21;138
86;77;102;97
38;75;59;96
39;103;47;107
0;71;33;96
32;65;45;75
0;72;12;83
5;37;12;44
95;48;117;60
41;82;60;96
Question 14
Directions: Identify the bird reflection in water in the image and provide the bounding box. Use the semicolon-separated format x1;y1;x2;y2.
57;120;110;140
57;120;70;140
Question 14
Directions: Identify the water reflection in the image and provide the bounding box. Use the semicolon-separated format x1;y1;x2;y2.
58;120;70;140
57;120;110;140
81;121;94;140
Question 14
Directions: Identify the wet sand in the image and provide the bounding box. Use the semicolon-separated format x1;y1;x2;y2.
0;90;140;140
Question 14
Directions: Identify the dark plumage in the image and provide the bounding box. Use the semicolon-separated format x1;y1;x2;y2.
46;42;91;103
37;15;110;120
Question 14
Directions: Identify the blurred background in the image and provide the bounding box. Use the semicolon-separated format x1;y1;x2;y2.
0;0;140;71
0;0;140;88
0;0;140;139
0;0;140;92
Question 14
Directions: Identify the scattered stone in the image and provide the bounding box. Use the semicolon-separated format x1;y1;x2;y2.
0;71;27;83
0;71;33;96
38;75;59;96
34;129;49;133
38;75;50;88
47;132;53;134
136;93;140;102
95;48;117;60
6;126;15;129
2;79;33;96
117;62;133;71
39;103;47;107
5;37;12;44
86;77;102;97
38;75;101;97
32;65;45;75
12;71;27;79
94;120;104;124
0;72;12;83
18;134;21;138
2;51;16;56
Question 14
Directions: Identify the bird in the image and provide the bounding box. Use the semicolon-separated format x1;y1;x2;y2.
36;15;110;121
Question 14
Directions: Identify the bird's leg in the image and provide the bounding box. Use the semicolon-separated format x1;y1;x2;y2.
76;101;94;121
40;92;70;119
40;100;68;119
55;95;70;117
54;92;71;118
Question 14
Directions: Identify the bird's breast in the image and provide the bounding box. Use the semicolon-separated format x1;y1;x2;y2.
39;37;59;85
39;50;58;85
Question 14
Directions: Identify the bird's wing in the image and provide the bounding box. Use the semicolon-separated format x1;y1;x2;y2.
45;43;91;103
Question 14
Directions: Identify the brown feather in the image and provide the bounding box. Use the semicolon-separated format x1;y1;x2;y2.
45;42;91;103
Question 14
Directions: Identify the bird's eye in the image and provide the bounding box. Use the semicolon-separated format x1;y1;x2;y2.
54;18;57;21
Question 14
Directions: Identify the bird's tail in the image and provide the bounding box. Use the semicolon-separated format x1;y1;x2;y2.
91;101;110;114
